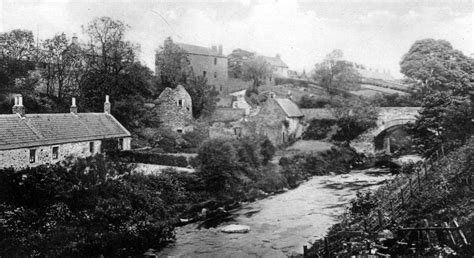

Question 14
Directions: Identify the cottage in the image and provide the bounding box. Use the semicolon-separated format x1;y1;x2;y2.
154;85;193;133
261;54;289;82
251;94;304;145
0;95;131;170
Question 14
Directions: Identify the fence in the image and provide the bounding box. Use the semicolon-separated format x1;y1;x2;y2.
304;146;471;257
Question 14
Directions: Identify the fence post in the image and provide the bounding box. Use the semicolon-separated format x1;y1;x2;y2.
441;144;445;156
303;245;307;258
390;200;395;221
417;168;422;190
400;188;405;207
409;178;413;197
324;237;329;257
378;209;383;228
453;219;468;245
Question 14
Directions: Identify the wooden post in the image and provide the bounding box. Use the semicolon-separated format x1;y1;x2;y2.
303;245;308;258
378;209;383;228
409;178;413;197
324;237;329;257
444;222;456;246
453;219;468;245
417;169;422;190
400;189;405;207
390;200;395;221
441;144;445;156
424;161;428;180
423;219;431;247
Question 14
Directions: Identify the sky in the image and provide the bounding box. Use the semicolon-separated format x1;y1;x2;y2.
1;0;473;78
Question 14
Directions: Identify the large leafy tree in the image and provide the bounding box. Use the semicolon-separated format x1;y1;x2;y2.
312;49;360;98
409;91;472;157
400;39;473;95
241;56;271;93
154;37;192;89
40;33;84;101
155;38;218;118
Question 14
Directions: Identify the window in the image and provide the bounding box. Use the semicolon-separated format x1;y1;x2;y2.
178;99;183;106
214;72;217;78
234;128;242;137
52;146;59;159
118;138;123;150
220;85;223;92
214;58;217;65
203;71;207;77
176;129;183;133
29;149;36;163
89;142;95;154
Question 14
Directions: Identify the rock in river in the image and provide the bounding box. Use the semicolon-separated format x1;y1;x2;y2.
220;224;250;233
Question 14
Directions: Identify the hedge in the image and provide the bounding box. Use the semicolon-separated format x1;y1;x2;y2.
108;151;190;168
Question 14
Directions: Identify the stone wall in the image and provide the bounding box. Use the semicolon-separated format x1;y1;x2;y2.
188;54;228;92
0;137;131;170
155;85;193;133
250;98;287;145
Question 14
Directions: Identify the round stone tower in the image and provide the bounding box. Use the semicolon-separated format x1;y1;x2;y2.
155;85;193;133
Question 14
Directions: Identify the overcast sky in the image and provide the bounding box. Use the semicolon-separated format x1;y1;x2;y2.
1;0;472;78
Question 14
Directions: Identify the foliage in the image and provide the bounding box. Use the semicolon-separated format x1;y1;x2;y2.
367;92;422;107
184;75;219;118
400;39;473;95
408;91;472;157
330;98;378;142
312;49;361;98
299;95;332;108
0;155;182;256
303;119;337;140
108;150;190;167
154;37;192;88
241;56;272;93
260;138;276;165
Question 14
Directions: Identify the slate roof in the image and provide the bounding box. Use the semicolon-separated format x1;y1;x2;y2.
0;113;131;150
274;98;303;118
177;43;226;58
261;56;288;68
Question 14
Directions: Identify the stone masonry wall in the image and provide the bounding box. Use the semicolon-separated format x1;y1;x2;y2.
155;86;193;133
188;54;228;92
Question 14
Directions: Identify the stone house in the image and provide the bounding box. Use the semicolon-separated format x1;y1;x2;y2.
154;85;193;133
208;108;255;139
229;89;252;115
0;95;131;170
176;43;228;93
261;54;289;82
250;94;304;145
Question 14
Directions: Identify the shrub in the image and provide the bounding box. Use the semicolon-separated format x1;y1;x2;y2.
303;119;337;140
0;155;181;257
108;150;189;167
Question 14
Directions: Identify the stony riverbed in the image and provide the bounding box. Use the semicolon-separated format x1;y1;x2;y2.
158;168;392;257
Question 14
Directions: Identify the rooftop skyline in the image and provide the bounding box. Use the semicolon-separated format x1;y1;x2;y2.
1;0;472;78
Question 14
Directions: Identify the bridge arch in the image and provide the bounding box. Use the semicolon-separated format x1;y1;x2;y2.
373;119;416;154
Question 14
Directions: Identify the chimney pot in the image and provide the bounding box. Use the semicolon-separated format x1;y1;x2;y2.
70;97;78;114
218;45;223;55
72;33;78;45
12;94;25;117
104;95;111;114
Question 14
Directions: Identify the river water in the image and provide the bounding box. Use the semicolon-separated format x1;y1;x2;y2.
158;169;392;258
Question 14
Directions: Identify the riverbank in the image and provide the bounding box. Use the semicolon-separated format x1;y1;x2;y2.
158;169;393;257
305;139;474;256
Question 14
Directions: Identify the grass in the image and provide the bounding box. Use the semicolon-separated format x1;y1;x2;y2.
286;140;334;153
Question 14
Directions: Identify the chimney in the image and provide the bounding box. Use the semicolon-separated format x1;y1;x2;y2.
269;92;275;99
218;44;223;55
12;94;25;117
211;45;217;53
104;95;111;114
287;90;292;100
70;97;78;114
72;33;78;45
276;54;281;59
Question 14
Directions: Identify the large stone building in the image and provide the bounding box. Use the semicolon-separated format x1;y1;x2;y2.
176;43;228;92
154;85;193;133
0;95;131;170
261;54;289;81
250;94;304;145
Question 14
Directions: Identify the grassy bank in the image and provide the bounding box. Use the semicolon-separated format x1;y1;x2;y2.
306;138;474;256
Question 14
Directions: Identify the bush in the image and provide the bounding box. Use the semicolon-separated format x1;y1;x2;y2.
299;95;332;108
108;150;190;167
303;119;337;140
0;155;181;256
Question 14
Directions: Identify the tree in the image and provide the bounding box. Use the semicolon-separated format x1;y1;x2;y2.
184;75;219;118
400;39;473;95
409;91;472;157
40;33;84;101
155;37;192;88
330;98;378;142
241;56;271;93
312;49;360;98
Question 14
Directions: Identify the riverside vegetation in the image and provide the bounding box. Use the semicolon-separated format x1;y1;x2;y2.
0;135;363;256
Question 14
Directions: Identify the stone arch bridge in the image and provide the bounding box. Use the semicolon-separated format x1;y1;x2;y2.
350;107;421;155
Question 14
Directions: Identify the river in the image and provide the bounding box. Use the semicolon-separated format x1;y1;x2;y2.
158;168;392;257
